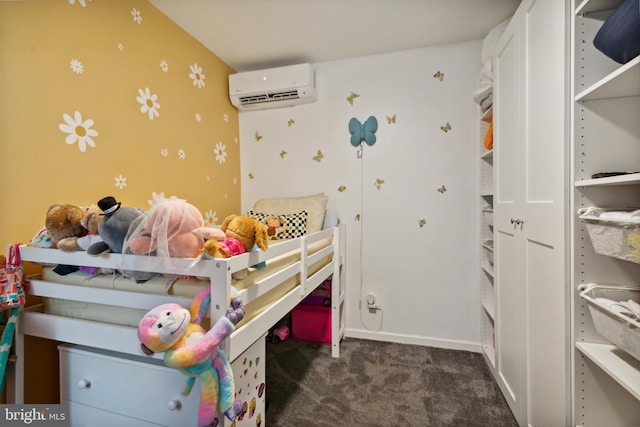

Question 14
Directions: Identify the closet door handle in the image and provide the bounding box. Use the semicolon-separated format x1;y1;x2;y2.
77;379;91;389
510;218;524;226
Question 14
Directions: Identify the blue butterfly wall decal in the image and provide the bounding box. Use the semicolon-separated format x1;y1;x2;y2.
349;116;378;147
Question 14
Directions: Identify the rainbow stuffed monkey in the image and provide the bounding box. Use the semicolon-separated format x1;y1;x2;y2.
138;287;244;426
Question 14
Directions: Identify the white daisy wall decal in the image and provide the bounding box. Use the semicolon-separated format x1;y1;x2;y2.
115;175;127;189
136;87;160;120
189;63;205;89
214;142;227;164
178;149;186;159
131;8;142;24
160;60;168;72
70;59;84;74
58;111;98;152
204;210;218;226
117;44;124;51
223;113;229;123
69;0;89;6
195;113;202;122
160;148;168;157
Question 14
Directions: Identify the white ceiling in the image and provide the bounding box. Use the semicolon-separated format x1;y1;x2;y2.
149;0;520;72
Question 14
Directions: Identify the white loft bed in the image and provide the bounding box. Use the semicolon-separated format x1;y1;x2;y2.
10;224;346;404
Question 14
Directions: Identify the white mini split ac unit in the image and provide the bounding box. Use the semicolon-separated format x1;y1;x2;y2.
228;63;317;111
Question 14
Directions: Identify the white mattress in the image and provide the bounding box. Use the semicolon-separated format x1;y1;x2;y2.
41;237;332;328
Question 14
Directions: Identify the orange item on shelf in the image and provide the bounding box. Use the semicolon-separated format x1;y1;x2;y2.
484;119;493;150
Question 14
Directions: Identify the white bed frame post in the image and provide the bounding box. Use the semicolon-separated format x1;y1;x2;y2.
208;259;233;357
331;224;346;358
299;234;308;299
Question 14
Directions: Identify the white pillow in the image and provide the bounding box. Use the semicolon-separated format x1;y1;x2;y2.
253;193;328;234
322;210;339;229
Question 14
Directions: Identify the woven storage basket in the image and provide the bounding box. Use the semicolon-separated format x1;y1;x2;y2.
578;207;640;264
579;284;640;362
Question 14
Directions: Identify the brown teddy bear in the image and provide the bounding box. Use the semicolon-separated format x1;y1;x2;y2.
57;205;103;252
206;215;268;254
204;215;268;279
45;203;88;249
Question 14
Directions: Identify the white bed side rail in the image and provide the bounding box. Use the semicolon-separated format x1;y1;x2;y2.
25;279;193;311
232;228;336;305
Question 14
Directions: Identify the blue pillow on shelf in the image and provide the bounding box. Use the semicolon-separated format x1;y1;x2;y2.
593;0;640;64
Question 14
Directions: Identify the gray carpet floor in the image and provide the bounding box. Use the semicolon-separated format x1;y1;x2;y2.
265;338;518;427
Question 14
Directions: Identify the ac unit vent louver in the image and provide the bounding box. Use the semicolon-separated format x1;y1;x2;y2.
239;90;300;106
229;63;316;110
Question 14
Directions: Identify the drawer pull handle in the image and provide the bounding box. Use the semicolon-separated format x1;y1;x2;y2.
77;379;91;389
167;400;182;411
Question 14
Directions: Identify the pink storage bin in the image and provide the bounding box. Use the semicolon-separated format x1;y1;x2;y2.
292;304;331;343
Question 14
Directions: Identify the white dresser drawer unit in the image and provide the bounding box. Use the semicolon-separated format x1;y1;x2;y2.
59;336;266;427
59;344;200;427
63;401;163;427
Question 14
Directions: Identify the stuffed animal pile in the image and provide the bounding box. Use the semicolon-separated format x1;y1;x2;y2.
39;195;267;281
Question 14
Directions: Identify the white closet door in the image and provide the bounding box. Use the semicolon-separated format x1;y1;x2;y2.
494;1;568;425
494;15;525;423
522;0;568;425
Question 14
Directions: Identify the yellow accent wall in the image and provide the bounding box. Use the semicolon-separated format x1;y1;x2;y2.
0;0;240;249
0;0;239;403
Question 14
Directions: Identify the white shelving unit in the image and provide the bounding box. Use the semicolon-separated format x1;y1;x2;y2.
572;1;640;425
479;106;495;370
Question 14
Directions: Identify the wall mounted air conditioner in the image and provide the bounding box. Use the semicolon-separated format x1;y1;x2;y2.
229;63;317;111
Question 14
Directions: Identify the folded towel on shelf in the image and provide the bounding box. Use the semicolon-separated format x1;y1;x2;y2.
481;18;511;64
478;59;493;87
472;19;510;106
480;93;493;113
473;85;492;106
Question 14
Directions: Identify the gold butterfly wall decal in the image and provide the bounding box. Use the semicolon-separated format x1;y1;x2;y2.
254;132;263;141
437;185;447;193
338;185;346;192
248;172;254;180
433;71;444;81
386;114;396;124
287;119;295;127
419;218;427;228
346;92;360;106
279;150;287;159
312;150;324;162
374;178;385;189
440;122;451;133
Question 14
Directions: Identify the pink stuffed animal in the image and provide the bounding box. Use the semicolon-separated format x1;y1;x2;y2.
125;198;223;259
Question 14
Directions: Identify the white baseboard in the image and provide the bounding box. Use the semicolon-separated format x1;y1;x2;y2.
345;328;482;353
